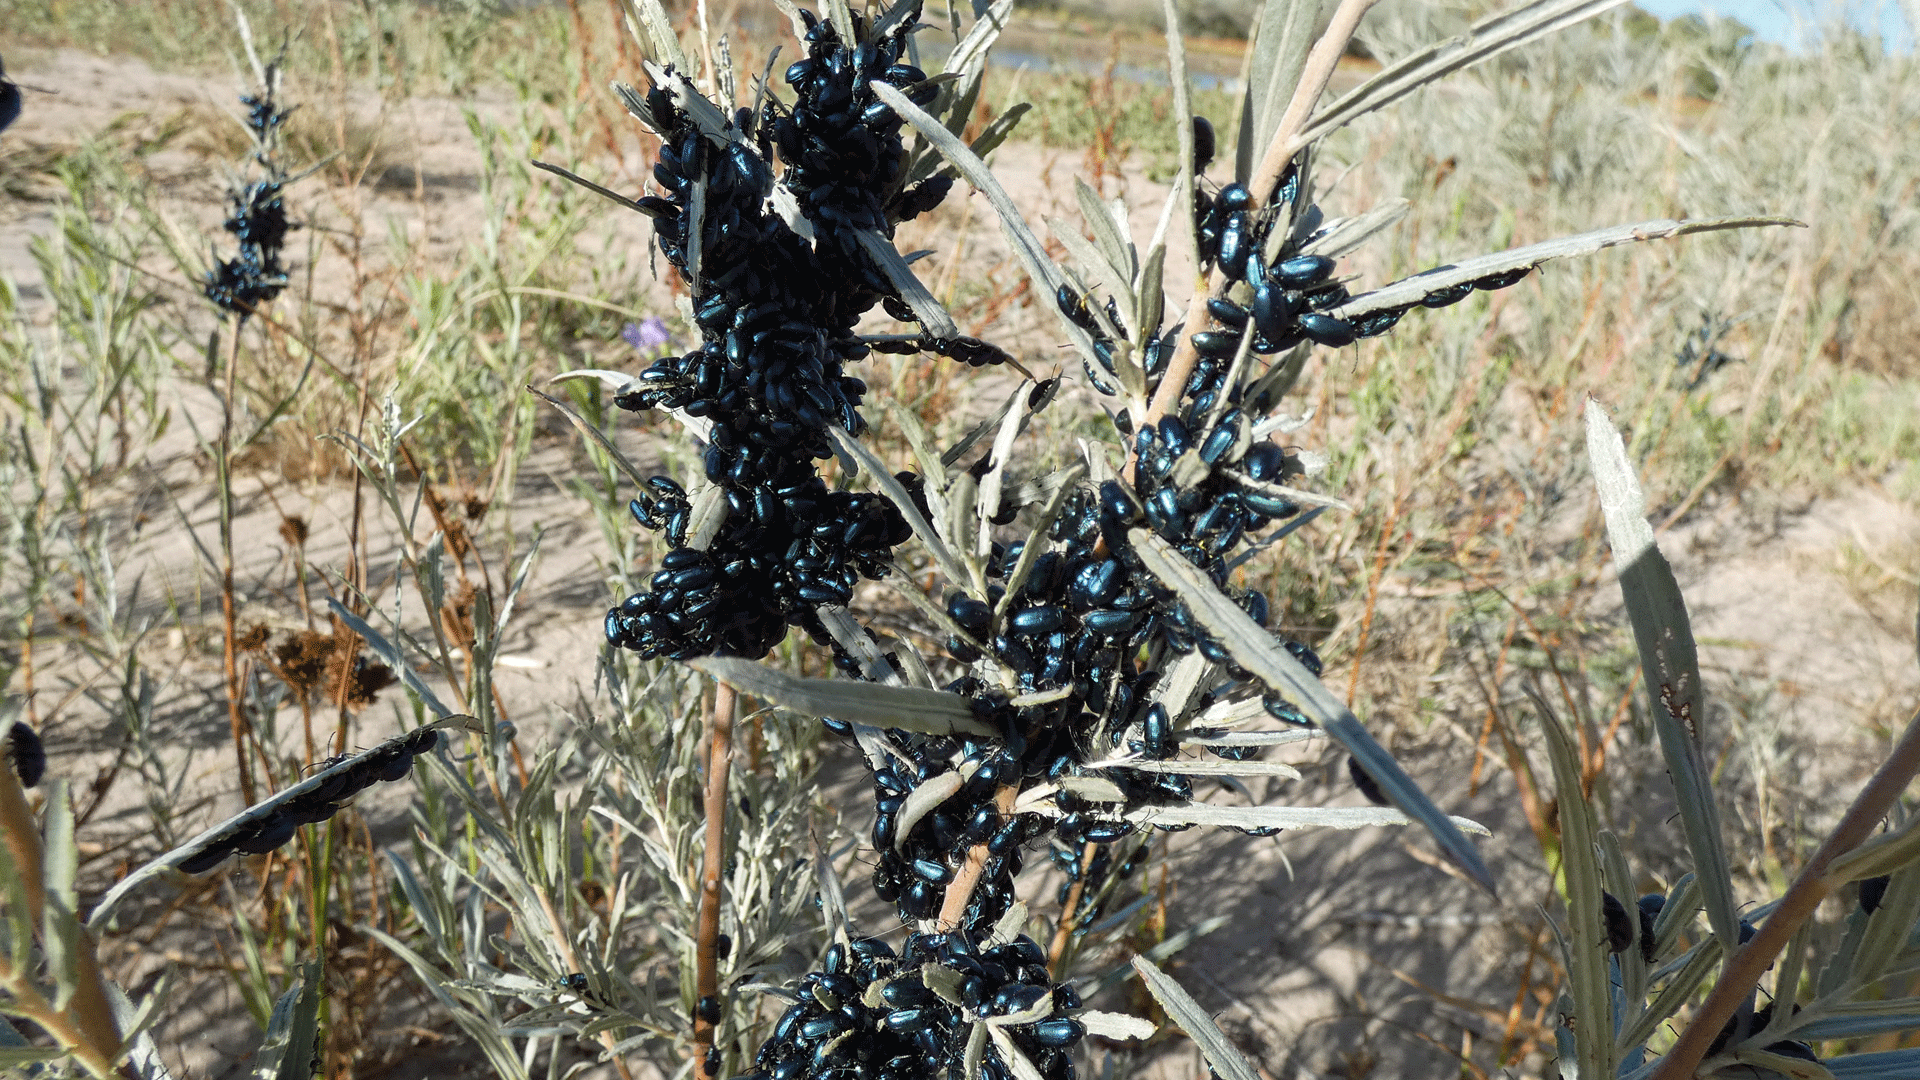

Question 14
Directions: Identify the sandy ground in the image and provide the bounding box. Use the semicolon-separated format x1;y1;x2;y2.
3;39;1918;1080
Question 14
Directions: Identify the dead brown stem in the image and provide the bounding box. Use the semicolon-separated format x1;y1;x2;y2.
693;682;737;1080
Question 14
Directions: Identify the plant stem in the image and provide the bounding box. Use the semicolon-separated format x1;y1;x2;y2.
1045;840;1100;971
693;682;737;1080
937;785;1019;930
1137;0;1382;445
1646;703;1920;1080
217;324;257;807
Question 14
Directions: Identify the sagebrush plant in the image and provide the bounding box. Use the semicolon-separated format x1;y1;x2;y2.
4;1;1920;1079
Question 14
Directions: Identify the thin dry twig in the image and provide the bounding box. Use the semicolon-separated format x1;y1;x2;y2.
1646;703;1920;1080
693;682;738;1080
936;785;1019;930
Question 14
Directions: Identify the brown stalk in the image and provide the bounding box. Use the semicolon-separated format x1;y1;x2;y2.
1646;703;1920;1080
0;770;127;1077
693;682;738;1080
1045;840;1101;971
1136;0;1383;446
936;784;1019;931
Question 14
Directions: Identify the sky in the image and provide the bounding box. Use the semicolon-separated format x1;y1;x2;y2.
1632;0;1915;51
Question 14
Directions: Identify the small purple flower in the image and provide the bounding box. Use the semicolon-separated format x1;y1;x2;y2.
623;317;672;356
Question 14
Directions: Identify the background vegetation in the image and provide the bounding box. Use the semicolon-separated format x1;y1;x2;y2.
1;1;1916;1077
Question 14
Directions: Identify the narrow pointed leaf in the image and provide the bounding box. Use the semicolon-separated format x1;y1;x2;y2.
1538;698;1616;1080
1130;957;1260;1080
1584;398;1740;952
1330;217;1800;321
1130;530;1495;892
1301;0;1635;148
687;657;994;737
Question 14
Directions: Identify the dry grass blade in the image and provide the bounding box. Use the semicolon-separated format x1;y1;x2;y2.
1329;216;1803;320
1299;0;1635;149
687;657;994;737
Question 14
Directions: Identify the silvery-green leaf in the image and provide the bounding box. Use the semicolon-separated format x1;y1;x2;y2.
1538;694;1616;1080
1049;227;1132;342
1130;530;1495;891
923;963;966;1005
625;0;689;70
869;81;1106;372
994;466;1085;626
854;229;958;338
1135;235;1166;341
1093;758;1303;780
531;159;655;216
941;386;1021;469
830;426;967;588
964;1020;987;1080
688;657;993;737
1727;1048;1834;1080
612;81;660;130
1301;0;1635;149
1079;1011;1157;1041
1796;1004;1920;1042
1109;802;1489;834
1298;198;1411;259
529;383;661;486
823;0;856;49
685;172;707;285
894;771;963;852
884;402;953;507
1826;817;1920;886
1617;935;1720;1053
252;961;322;1080
1075;179;1136;303
768;181;816;246
986;1024;1049;1080
1131;957;1259;1080
1182;728;1320;750
975;382;1031;552
1238;0;1325;186
1584;398;1740;952
330;603;457;720
686;481;728;551
987;901;1029;950
1057;776;1128;803
1331;217;1800;322
1650;873;1699;961
1001;468;1081;511
984;990;1056;1028
1850;852;1920;989
944;0;1015;77
88;711;479;929
965;101;1031;165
